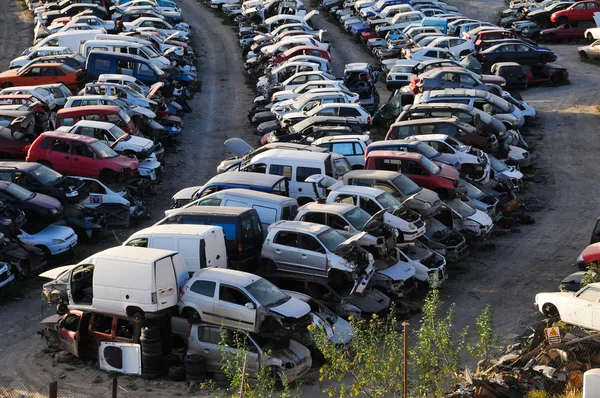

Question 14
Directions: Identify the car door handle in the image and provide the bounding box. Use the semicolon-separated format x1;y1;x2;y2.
64;156;70;159
74;157;79;161
204;349;210;354
301;254;307;259
275;249;281;254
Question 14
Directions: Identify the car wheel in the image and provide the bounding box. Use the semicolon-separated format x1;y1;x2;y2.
542;303;559;317
588;33;595;42
459;50;470;57
579;51;589;62
558;16;568;24
185;308;201;324
36;245;51;258
550;71;565;86
99;169;117;184
38;160;52;169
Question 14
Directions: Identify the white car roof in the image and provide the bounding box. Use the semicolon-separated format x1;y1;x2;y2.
72;120;114;129
250;149;331;162
98;74;139;83
128;224;223;239
300;201;357;214
313;134;371;144
67;95;119;101
192;268;262;287
32;46;71;52
410;133;450;141
332;184;385;197
82;246;178;264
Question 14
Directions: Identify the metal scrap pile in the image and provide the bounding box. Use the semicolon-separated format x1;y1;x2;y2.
451;321;600;397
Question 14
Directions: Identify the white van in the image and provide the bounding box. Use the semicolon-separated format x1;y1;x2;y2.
375;11;425;33
80;40;171;70
165;188;299;230
123;224;228;273
237;149;340;204
26;30;106;55
40;246;189;321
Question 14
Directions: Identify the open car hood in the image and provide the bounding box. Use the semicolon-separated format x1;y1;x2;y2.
146;82;164;99
39;264;78;279
334;232;368;255
224;137;254;157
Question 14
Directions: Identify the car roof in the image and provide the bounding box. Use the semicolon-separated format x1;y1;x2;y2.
425;88;490;98
67;95;118;101
0;94;36;99
391;116;460;126
86;246;177;263
301;201;356;213
24;63;65;68
411;133;450;141
206;172;286;186
40;131;98;143
251;149;331;161
72;120;114;129
270;220;331;234
207;188;296;203
165;206;253;217
332;184;385;196
344;169;402;179
345;62;370;71
57;105;122;115
366;150;423;161
313;134;371;144
0;161;41;171
407;102;472;111
193;268;262;287
130;224;223;238
424;66;469;75
368;139;419;148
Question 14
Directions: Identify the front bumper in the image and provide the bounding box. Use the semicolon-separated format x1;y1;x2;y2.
48;234;78;255
401;223;427;241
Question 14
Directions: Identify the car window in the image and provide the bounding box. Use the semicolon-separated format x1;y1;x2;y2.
273;231;298;247
333;194;356;205
72;142;96;158
298;233;325;253
361;197;381;214
62;314;80;332
577;286;600;301
270;164;292;180
115;318;135;340
296;166;321;182
300;212;326;224
327;214;350;230
199;326;222;344
460;74;477;85
50;139;70;153
219;285;252;306
516;44;530;52
137;63;155;76
440;73;455;82
190;280;216;297
241;216;254;241
94;58;112;72
197;198;222;206
91;314;113;335
331;142;355;156
126;238;148;247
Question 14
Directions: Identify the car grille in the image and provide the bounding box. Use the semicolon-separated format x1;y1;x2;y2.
65;233;76;242
413;219;424;228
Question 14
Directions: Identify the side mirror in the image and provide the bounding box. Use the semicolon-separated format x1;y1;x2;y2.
343;225;352;232
245;302;255;309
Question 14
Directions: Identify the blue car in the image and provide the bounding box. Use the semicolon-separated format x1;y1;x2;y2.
359;0;410;18
351;22;372;34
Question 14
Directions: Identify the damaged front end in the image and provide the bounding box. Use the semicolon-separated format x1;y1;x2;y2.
419;218;469;262
333;236;376;295
397;241;448;287
0;233;46;277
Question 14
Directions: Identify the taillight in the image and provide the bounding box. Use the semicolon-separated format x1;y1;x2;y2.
22;145;30;152
406;54;412;59
367;116;371;125
186;326;191;340
116;20;121;26
387;74;392;80
180;288;185;297
238;243;243;256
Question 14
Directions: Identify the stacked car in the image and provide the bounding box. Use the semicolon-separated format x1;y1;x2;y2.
0;0;202;288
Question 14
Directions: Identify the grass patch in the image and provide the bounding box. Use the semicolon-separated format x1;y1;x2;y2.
14;0;28;10
596;105;600;114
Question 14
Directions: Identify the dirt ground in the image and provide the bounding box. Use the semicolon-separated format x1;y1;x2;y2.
0;0;599;396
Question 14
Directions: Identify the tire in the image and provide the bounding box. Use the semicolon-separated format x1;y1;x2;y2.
550;71;565;86
184;308;201;324
168;365;186;381
132;311;145;323
56;303;68;315
141;326;160;340
36;245;51;258
579;51;589;62
162;353;180;368
542;303;559;317
459;50;470;57
588;33;595;42
185;354;207;382
55;351;75;363
99;169;118;184
558;16;567;25
38;160;52;169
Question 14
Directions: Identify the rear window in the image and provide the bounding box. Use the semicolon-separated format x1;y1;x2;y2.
93;58;112;72
58;117;75;127
297;166;321;182
175;216;238;241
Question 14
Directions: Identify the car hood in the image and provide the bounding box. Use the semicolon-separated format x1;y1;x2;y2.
438;163;459;181
377;260;416;281
172;185;203;201
0;69;19;79
344;287;390;313
466;208;493;227
480;74;506;86
282;111;305;121
498;165;523;180
415;187;439;205
224;137;254;157
132;106;156;118
535;291;572;305
29;192;62;211
127;135;154;150
335;232;368;254
269;296;311;319
270;339;311;363
39;263;78;279
21;224;74;240
311;312;354;345
114;155;139;169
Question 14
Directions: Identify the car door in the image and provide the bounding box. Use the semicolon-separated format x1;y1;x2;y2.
297;232;329;277
402;160;432;188
46;138;73;174
515;44;537;63
270;231;300;271
71;142;100;177
183;279;216;324
195;325;225;373
58;312;83;357
563;285;600;328
20;66;43;85
215;283;257;331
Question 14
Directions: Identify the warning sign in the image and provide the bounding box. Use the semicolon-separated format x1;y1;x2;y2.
545;327;561;344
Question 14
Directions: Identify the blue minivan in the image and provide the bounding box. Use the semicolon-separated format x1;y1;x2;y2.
85;50;168;86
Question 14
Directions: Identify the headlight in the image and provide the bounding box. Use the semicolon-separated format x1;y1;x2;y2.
50;208;59;214
367;253;374;263
423;202;431;209
577;254;584;263
52;239;65;244
408;223;416;230
393;228;399;238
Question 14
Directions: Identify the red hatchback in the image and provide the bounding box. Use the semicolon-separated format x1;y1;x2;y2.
551;0;600;23
274;46;332;64
26;131;138;182
364;150;467;199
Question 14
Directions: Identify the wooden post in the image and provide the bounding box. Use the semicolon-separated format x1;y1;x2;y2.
49;381;58;398
239;353;248;397
403;322;408;398
112;377;118;398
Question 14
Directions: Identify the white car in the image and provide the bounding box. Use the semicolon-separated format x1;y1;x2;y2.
116;3;182;22
312;135;372;168
66;15;116;32
535;283;600;331
386;59;419;89
18;225;77;256
259;37;329;57
122;17;188;40
0;86;58;110
267;80;350;103
403;46;459;62
424;36;475;57
9;46;74;69
488;155;523;191
64;95;156;119
272;89;360;119
37;83;72;109
275;71;337;93
98;74;151;96
281;103;372;127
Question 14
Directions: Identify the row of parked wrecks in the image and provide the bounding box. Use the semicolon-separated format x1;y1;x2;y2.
0;0;203;289
30;0;546;389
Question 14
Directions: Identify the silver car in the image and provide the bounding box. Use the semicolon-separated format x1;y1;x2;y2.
187;324;312;383
178;268;312;334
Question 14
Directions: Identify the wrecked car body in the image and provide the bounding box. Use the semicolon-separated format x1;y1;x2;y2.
419;217;469;262
435;199;494;240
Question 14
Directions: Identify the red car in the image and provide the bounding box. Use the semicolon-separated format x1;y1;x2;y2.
274;46;331;64
364;150;467;199
474;30;536;50
0;128;32;159
539;21;597;41
551;0;600;23
26;131;138;182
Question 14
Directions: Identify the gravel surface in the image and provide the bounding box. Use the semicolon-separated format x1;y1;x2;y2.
0;0;599;395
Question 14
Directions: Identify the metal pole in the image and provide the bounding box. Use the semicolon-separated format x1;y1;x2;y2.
239;353;248;397
403;321;408;398
112;377;118;398
49;381;58;398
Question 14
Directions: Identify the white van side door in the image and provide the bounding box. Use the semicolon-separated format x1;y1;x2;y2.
98;342;142;375
154;257;178;309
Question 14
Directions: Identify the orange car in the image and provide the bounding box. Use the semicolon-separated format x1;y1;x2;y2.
0;63;85;90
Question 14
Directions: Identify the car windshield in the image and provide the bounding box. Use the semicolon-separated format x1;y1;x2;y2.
376;192;403;212
245;278;290;307
109;125;128;140
119;109;132;124
488;95;512;113
73;54;86;64
6;183;35;200
446;199;476;217
462;179;483;198
31;164;63;185
416;141;440;158
488;155;508;172
318;228;347;252
445;136;468;151
114;98;133;109
420;156;441;175
141;45;161;58
343;207;372;230
391;64;414;73
90;141;119;158
393;174;421;195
